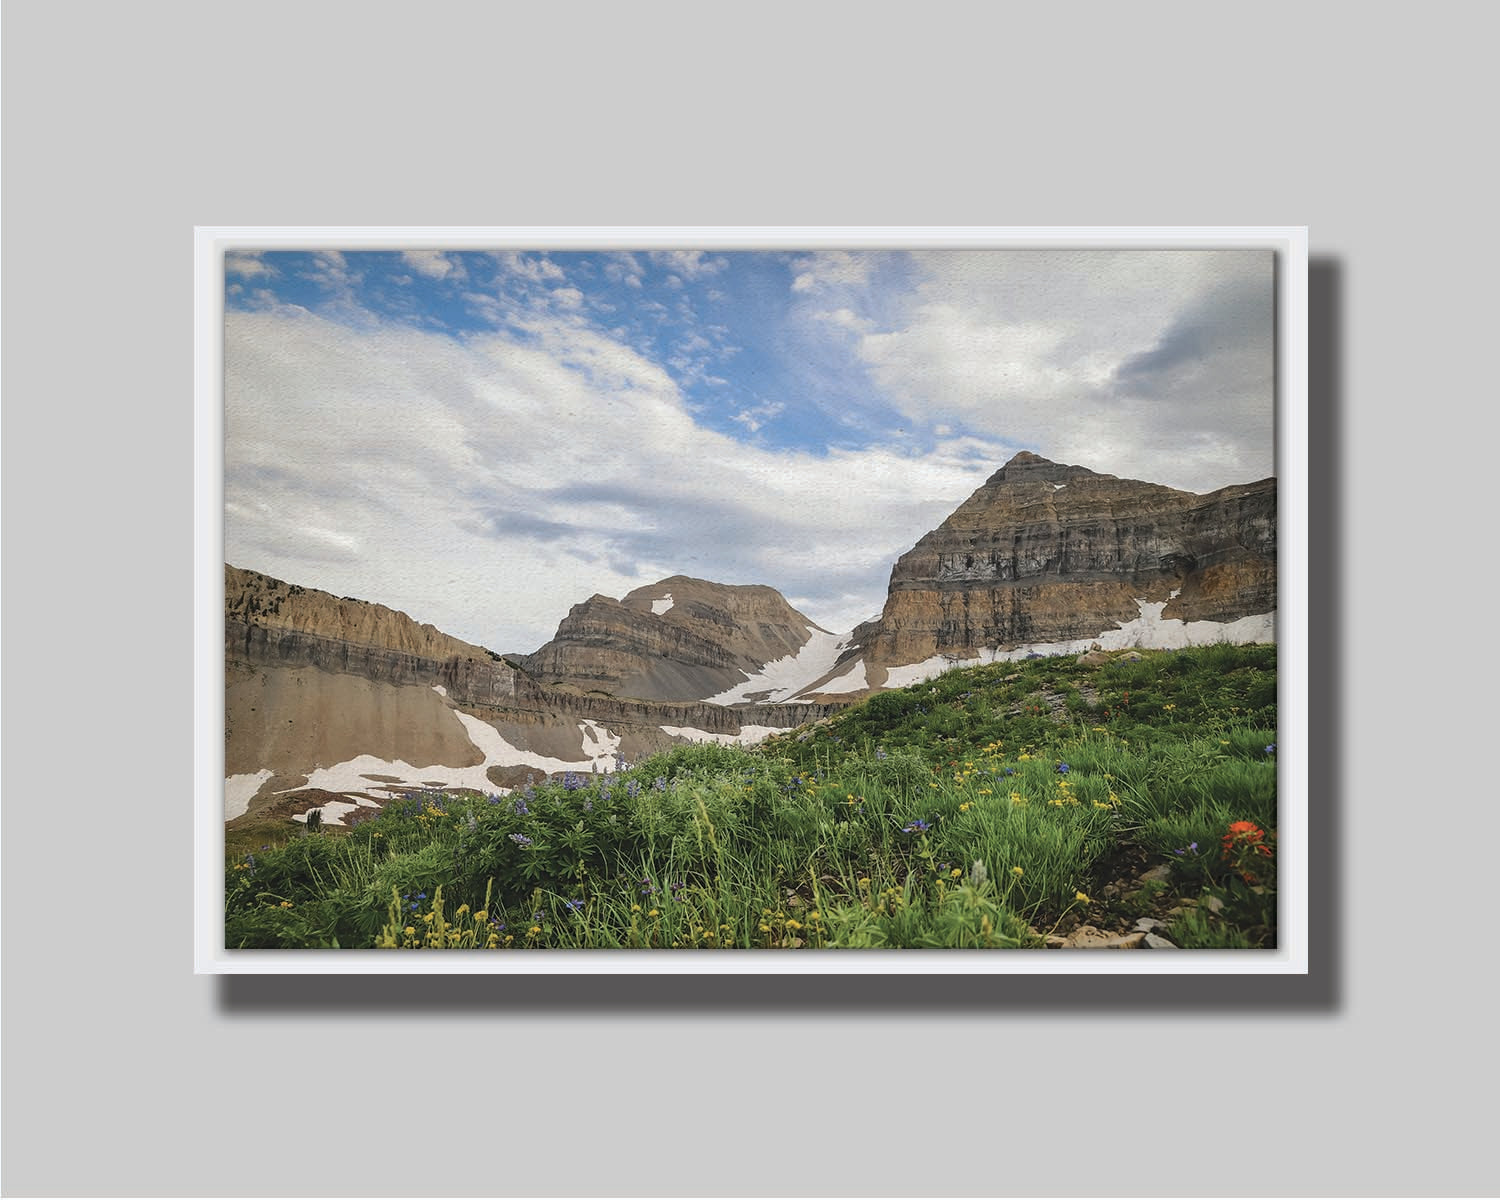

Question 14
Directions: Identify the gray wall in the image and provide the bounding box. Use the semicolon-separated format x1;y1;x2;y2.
4;3;1491;1195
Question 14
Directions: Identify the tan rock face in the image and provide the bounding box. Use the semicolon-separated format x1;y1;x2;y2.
224;566;851;806
520;574;824;700
859;451;1276;665
226;564;492;663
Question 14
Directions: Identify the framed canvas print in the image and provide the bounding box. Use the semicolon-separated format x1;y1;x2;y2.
195;227;1307;974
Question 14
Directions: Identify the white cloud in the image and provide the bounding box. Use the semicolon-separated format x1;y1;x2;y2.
821;250;1275;493
400;250;465;281
224;307;994;650
649;250;727;279
226;251;275;279
490;251;565;283
790;250;875;294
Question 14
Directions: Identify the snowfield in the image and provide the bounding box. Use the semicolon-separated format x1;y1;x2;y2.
703;627;849;705
659;723;782;747
880;598;1275;688
224;770;274;820
234;716;626;826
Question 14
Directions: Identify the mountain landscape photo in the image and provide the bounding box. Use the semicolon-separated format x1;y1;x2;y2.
218;245;1281;953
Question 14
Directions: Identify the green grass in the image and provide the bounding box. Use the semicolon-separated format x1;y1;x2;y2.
224;643;1279;950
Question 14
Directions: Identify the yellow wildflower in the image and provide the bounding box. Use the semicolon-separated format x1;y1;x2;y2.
1074;891;1091;904
1011;866;1024;878
527;925;541;936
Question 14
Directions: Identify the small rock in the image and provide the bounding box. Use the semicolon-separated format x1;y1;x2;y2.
1201;895;1225;915
785;893;804;907
1076;650;1110;666
1133;917;1163;932
1143;933;1178;949
1139;864;1173;885
1054;925;1146;949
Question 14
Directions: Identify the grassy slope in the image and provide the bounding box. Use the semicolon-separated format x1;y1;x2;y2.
224;642;1278;950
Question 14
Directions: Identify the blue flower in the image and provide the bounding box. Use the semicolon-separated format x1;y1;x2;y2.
1265;743;1277;755
1056;762;1070;775
562;899;584;914
508;833;533;847
626;779;641;799
653;776;668;792
513;796;530;816
902;819;932;834
876;748;888;760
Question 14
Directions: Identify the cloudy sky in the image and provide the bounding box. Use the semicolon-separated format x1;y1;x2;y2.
223;245;1274;652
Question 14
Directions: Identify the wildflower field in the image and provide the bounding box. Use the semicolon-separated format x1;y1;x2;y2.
224;642;1278;951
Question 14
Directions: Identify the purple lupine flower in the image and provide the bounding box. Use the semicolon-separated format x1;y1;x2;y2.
653;776;667;792
902;819;932;834
509;833;533;847
626;779;641;800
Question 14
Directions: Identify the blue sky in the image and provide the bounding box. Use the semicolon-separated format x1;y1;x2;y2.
224;246;1274;651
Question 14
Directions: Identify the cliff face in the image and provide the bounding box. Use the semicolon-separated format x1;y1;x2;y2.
857;451;1276;666
520;575;825;701
223;566;847;819
226;565;489;662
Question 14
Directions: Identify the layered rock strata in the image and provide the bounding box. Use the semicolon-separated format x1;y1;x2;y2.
520;575;828;701
224;566;847;816
855;451;1276;666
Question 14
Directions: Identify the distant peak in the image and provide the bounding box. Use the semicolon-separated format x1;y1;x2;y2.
987;450;1078;485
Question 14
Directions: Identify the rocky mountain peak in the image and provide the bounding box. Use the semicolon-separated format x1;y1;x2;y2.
859;456;1277;669
520;575;825;701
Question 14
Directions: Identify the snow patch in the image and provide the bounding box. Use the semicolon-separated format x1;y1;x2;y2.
651;593;674;615
702;627;850;705
880;601;1276;688
660;724;781;747
794;658;868;697
1052;483;1067;491
224;770;274;820
260;714;628;822
432;684;447;697
293;797;380;827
